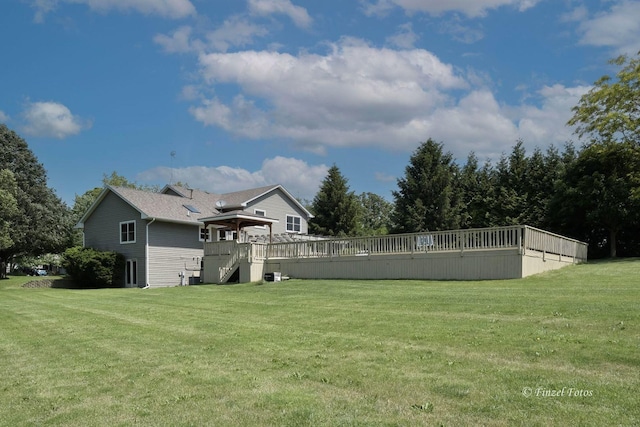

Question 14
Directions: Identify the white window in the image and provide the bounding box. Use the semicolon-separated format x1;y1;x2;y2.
219;230;238;241
125;259;137;287
199;227;210;242
254;209;266;229
286;215;301;233
120;221;136;244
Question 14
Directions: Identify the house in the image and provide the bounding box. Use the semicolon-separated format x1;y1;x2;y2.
76;184;313;288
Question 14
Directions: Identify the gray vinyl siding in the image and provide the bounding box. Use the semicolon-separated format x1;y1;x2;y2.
83;191;146;287
147;220;204;288
245;188;309;236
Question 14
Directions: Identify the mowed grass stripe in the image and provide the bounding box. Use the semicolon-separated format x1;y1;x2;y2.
0;260;639;426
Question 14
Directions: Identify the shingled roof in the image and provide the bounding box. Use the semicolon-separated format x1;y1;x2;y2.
77;183;312;228
164;184;312;216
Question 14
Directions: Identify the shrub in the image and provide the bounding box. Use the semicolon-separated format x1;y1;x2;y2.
63;247;125;288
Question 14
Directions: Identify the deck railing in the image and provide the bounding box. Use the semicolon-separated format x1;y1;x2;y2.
265;226;524;259
203;225;588;264
523;226;588;262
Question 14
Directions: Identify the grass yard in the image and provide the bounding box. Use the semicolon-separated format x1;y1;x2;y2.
1;260;639;426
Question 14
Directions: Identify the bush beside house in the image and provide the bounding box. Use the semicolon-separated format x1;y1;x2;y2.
63;247;125;288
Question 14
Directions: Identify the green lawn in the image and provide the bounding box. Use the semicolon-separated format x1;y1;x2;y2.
1;260;639;426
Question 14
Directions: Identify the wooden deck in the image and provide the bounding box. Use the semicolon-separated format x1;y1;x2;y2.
203;225;588;283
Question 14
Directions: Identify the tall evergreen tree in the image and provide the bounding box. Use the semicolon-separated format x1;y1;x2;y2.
0;125;72;277
459;152;496;229
309;165;360;236
520;147;554;228
392;139;461;233
491;141;529;226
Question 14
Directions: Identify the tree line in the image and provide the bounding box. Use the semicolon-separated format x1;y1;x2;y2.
1;52;638;276
309;52;640;258
309;138;640;258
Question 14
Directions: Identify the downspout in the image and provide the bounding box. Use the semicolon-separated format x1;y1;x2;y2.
144;218;156;288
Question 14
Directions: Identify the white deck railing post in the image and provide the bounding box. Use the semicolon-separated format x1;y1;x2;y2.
204;225;588;267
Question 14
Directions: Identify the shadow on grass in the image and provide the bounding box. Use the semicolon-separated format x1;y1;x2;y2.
587;257;640;264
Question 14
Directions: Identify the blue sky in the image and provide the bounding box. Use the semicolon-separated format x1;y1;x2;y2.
1;0;639;206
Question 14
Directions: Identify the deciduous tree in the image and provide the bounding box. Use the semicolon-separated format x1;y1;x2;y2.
0;125;71;277
551;142;640;257
357;192;394;235
568;52;640;145
0;170;19;259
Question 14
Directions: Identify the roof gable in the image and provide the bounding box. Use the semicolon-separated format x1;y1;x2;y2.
77;185;220;227
77;183;313;228
218;184;313;218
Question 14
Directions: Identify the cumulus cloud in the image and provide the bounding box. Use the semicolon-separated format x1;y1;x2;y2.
137;156;328;199
0;110;8;123
185;37;588;160
22;101;91;139
576;1;640;55
362;0;541;18
248;0;312;29
31;0;196;22
192;38;466;150
514;84;590;146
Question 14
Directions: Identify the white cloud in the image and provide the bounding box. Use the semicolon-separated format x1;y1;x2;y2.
248;0;312;29
560;5;588;23
439;18;484;44
386;22;419;49
137;156;328;199
154;26;203;54
31;0;196;21
362;0;541;18
31;0;57;23
375;171;396;183
422;84;589;159
22;101;91;139
260;157;328;198
155;17;269;55
514;84;590;147
576;1;640;55
180;85;201;101
189;97;234;130
193;38;466;147
0;111;8;123
205;16;269;52
191;39;579;156
186;37;590;160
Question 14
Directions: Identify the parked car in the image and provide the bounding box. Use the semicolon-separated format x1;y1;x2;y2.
24;267;48;276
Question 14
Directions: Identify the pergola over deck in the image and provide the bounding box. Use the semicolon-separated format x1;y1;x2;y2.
200;210;279;242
